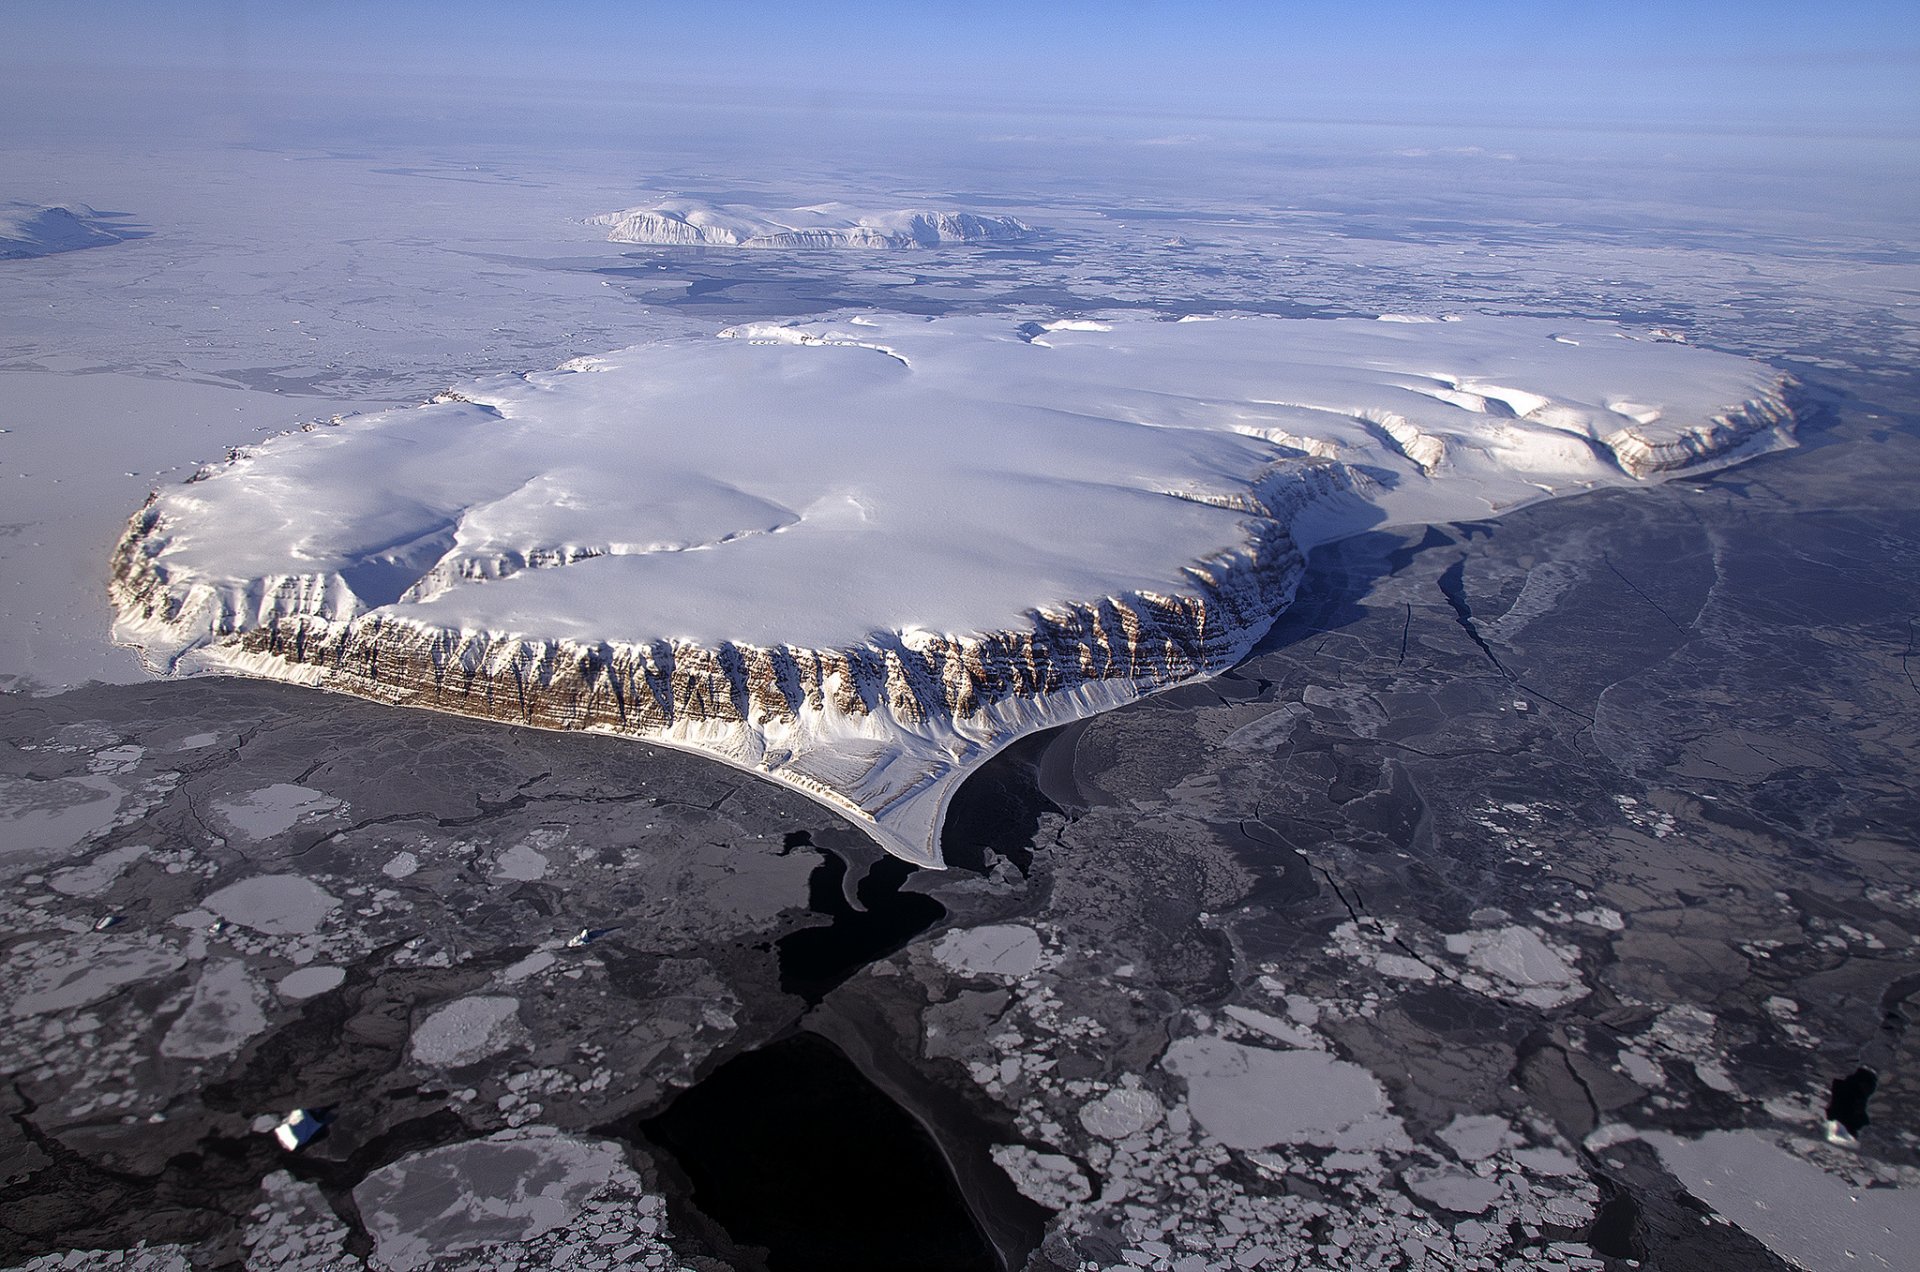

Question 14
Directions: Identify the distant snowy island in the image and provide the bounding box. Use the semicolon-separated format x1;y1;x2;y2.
590;199;1032;249
0;202;131;259
111;314;1795;864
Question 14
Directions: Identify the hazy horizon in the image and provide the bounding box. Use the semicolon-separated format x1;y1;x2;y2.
6;1;1917;137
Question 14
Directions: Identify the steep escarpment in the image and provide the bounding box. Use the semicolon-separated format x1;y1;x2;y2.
108;314;1797;863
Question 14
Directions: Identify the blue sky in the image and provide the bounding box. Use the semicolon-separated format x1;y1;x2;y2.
7;1;1918;133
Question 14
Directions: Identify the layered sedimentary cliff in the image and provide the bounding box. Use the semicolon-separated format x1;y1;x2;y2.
109;314;1796;864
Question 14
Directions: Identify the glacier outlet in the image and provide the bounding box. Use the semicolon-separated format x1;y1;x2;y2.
589;200;1032;249
110;314;1796;865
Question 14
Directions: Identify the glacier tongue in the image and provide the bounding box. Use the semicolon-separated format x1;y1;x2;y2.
109;314;1796;865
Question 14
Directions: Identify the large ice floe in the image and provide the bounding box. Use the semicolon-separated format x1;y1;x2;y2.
590;199;1031;248
110;314;1795;864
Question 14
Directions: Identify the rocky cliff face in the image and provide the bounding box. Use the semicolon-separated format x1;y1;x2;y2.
110;461;1353;862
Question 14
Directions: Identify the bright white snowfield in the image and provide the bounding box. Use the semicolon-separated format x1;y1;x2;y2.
111;314;1795;865
590;200;1031;249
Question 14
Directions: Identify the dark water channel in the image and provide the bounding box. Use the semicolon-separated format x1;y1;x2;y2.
638;1031;998;1272
775;834;948;1003
645;750;1070;1270
1826;1067;1879;1135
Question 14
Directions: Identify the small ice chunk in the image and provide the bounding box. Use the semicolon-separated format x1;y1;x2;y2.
1618;1049;1665;1088
931;924;1043;979
410;995;525;1068
212;784;340;840
50;844;150;897
990;1145;1092;1209
161;960;269;1059
1223;1004;1319;1047
1512;1146;1582;1176
1405;1166;1504;1214
1439;1114;1520;1163
493;843;548;882
9;938;186;1018
501;950;557;983
352;1128;628;1271
277;966;346;1000
204;874;340;936
1078;1086;1164;1140
1162;1037;1396;1151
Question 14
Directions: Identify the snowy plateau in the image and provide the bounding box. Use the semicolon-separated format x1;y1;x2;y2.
109;314;1796;865
589;199;1032;248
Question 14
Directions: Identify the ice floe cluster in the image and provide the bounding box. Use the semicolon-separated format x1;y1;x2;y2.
912;922;1617;1271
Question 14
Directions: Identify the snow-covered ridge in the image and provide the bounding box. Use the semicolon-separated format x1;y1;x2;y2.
110;315;1796;865
0;202;130;259
589;199;1032;249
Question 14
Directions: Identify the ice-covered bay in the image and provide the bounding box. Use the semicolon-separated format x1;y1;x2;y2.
110;314;1794;863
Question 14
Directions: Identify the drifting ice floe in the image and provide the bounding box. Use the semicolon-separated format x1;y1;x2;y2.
110;314;1795;864
590;199;1031;249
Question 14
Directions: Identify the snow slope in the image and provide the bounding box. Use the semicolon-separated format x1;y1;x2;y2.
590;200;1031;249
0;203;127;259
111;315;1795;864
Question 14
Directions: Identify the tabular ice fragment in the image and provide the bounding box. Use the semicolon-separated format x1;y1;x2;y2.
110;314;1795;865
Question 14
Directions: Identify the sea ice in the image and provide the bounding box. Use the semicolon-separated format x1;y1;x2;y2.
202;874;340;936
161;960;270;1060
1645;1130;1920;1271
352;1127;628;1271
210;783;340;841
410;995;527;1069
111;314;1795;864
8;937;185;1019
1161;1036;1398;1152
931;923;1044;979
276;966;346;1000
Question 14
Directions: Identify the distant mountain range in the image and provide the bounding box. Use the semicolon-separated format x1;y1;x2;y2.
590;200;1031;249
0;203;136;259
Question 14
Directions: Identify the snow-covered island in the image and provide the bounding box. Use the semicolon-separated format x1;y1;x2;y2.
590;199;1032;249
0;202;130;259
110;315;1795;865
